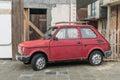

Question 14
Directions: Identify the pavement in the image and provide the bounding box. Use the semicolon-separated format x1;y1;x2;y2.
0;60;120;80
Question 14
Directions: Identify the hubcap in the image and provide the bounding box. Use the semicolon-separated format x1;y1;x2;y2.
92;53;102;65
36;57;46;69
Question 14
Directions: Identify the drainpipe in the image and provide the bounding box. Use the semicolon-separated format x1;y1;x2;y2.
116;5;118;48
106;5;111;41
116;5;118;30
69;0;71;22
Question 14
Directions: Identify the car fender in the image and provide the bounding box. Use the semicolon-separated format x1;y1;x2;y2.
29;48;50;59
87;47;104;57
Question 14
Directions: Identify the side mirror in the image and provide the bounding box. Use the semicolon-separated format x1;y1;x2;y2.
53;37;58;41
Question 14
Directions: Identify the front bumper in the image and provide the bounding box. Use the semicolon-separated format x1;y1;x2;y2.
16;53;30;63
104;50;112;58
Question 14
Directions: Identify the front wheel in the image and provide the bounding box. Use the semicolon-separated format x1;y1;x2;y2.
89;51;103;66
31;54;47;71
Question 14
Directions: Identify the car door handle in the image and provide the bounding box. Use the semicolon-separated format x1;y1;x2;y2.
77;42;81;44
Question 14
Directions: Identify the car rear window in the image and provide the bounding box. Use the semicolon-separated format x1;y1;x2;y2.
80;28;97;38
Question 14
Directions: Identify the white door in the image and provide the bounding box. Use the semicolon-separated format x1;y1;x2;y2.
0;1;12;58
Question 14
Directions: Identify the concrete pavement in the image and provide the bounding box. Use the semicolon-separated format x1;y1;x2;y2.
0;60;119;80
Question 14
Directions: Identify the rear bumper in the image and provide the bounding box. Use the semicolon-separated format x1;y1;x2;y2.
16;53;30;63
104;50;112;58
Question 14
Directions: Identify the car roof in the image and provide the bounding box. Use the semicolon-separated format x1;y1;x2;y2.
51;24;93;28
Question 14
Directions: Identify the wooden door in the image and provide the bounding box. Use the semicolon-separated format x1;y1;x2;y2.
30;10;47;40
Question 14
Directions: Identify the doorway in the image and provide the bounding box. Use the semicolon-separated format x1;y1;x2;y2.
30;9;47;40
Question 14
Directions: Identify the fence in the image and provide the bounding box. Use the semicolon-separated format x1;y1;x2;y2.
99;29;120;61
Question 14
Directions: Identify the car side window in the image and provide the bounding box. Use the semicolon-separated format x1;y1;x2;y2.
56;28;78;39
56;28;66;39
80;28;97;38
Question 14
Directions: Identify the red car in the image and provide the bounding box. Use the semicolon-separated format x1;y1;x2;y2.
16;22;112;71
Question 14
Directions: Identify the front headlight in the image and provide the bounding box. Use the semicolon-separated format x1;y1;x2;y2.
18;46;24;54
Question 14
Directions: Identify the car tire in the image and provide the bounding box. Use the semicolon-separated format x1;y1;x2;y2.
31;54;47;71
89;51;103;66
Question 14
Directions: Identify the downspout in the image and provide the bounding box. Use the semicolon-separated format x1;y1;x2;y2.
116;5;118;31
69;0;71;22
116;5;118;51
106;5;111;41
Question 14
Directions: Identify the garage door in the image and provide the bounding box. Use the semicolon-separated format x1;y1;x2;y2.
0;1;12;58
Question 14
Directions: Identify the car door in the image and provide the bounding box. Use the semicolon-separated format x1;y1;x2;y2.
50;27;82;61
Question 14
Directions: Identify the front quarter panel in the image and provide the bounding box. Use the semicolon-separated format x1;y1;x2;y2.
26;47;50;60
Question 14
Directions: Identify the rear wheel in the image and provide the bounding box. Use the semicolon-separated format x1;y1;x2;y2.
89;51;103;66
31;54;47;71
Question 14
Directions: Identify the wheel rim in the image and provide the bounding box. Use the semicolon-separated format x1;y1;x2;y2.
92;53;102;65
36;57;46;69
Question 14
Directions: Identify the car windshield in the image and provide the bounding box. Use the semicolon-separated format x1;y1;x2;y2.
44;27;57;40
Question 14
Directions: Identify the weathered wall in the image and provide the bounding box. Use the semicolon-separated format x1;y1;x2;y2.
110;6;117;29
24;0;76;26
51;2;76;26
24;0;74;4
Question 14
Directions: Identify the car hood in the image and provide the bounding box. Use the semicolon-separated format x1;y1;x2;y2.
19;40;50;48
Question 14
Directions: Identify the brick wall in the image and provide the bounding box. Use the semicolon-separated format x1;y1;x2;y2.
77;8;87;21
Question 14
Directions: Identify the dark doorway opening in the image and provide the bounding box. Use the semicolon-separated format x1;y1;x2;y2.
30;9;47;40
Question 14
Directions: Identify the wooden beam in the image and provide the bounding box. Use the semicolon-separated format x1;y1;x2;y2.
12;0;24;60
24;8;29;41
24;12;44;38
29;21;44;37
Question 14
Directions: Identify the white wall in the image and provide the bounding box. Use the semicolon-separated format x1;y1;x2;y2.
51;0;76;26
0;1;12;58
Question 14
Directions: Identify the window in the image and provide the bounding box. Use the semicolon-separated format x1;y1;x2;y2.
80;28;97;38
44;27;57;40
91;2;96;17
56;28;78;39
56;28;66;39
